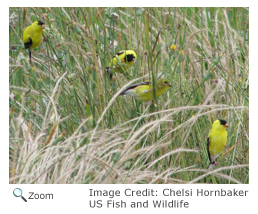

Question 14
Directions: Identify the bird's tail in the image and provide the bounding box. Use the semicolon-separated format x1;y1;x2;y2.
106;67;113;79
119;90;125;96
29;50;32;64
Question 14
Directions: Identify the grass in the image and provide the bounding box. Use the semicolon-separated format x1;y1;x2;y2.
9;7;249;184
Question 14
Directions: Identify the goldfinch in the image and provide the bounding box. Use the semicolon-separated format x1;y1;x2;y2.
120;79;172;102
23;21;45;64
107;50;137;79
207;119;228;169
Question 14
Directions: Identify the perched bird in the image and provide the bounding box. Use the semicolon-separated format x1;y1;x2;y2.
106;50;137;79
119;79;172;102
207;119;228;170
23;21;45;64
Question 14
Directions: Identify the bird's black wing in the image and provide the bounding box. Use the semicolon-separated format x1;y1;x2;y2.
112;51;124;59
24;38;33;49
116;51;124;56
207;137;211;163
120;82;150;95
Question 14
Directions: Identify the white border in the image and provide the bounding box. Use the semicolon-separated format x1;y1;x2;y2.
4;2;256;213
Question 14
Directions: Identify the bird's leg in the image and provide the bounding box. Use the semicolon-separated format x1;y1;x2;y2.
214;160;219;166
224;145;228;151
151;100;157;108
149;100;157;113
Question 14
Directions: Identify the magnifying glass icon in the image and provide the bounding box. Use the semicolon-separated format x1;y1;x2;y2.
13;188;27;202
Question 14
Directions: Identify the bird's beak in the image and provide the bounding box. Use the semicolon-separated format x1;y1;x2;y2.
168;83;172;87
224;123;229;128
41;24;45;29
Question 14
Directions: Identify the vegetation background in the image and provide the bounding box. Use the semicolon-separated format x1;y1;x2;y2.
9;7;249;184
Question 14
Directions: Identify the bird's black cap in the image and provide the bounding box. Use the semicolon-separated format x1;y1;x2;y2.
219;119;227;125
125;54;135;62
37;21;45;25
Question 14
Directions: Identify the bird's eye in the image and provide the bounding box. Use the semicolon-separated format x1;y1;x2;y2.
164;81;167;84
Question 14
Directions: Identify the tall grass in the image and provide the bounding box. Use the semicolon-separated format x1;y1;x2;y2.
9;7;249;184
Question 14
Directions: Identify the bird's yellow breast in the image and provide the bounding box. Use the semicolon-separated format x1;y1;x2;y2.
208;130;227;157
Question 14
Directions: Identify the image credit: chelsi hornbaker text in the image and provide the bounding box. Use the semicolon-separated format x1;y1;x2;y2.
88;188;248;209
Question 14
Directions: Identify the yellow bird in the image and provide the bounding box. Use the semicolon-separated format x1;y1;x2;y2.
119;79;172;102
107;50;137;79
23;21;45;64
207;119;228;169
